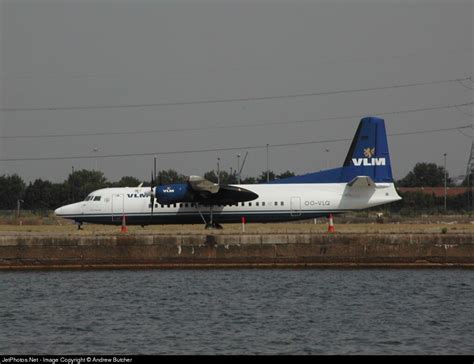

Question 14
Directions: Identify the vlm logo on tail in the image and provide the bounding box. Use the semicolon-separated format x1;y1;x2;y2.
352;147;387;166
363;147;375;158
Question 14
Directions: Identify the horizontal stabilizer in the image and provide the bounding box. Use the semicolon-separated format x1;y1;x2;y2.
347;176;375;188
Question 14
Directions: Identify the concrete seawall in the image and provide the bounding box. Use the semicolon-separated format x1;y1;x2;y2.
0;233;473;269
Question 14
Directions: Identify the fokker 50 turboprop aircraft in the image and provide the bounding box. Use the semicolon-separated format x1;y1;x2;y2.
55;117;401;229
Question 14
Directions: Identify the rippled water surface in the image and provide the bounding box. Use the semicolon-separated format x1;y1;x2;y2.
1;269;473;354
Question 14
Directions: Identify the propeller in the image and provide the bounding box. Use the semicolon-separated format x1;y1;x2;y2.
149;170;156;221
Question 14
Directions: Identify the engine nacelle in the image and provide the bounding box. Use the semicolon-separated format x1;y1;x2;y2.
156;183;194;204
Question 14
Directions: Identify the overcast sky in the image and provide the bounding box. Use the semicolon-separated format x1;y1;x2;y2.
0;0;473;184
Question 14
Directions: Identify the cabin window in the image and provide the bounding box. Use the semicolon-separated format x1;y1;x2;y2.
241;202;245;207
248;202;252;206
262;202;266;206
155;204;158;208
93;196;101;201
281;201;284;206
185;203;189;208
179;203;183;208
256;202;259;206
167;204;170;208
173;204;176;208
191;203;195;207
274;201;278;206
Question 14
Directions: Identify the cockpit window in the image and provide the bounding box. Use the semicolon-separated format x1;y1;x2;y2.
93;196;101;201
84;195;93;201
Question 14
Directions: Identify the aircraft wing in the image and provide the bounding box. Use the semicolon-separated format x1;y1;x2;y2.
347;176;375;188
187;175;258;204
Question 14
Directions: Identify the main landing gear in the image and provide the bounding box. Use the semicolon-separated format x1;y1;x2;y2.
205;222;223;230
196;204;223;230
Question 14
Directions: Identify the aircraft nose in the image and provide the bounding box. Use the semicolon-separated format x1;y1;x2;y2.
54;202;83;217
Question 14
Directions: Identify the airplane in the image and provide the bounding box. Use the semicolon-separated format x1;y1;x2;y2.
54;116;402;229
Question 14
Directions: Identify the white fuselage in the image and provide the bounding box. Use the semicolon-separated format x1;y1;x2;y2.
55;182;401;225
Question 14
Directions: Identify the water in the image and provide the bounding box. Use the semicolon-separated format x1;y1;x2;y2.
0;269;473;355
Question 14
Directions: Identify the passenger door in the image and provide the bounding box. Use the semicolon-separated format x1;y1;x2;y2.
290;196;301;216
111;193;124;222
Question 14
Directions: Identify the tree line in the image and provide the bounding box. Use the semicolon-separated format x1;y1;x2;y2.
0;168;296;211
0;162;472;214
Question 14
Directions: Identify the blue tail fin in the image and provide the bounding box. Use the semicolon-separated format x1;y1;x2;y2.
340;116;393;182
270;116;394;184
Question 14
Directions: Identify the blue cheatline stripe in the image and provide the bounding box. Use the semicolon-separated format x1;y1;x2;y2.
59;209;349;220
59;209;345;216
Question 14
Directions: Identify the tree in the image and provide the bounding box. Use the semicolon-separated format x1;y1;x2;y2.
257;170;276;183
276;170;295;180
112;176;142;187
156;169;187;184
203;170;238;184
203;170;218;183
225;171;238;184
241;176;256;184
0;174;26;209
462;172;473;187
51;183;71;209
397;163;453;187
66;169;108;202
23;179;56;210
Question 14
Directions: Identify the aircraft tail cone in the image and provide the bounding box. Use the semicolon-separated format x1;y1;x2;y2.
121;215;128;233
328;214;335;233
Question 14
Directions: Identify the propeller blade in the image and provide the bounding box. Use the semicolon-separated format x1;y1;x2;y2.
150;170;155;220
154;156;157;185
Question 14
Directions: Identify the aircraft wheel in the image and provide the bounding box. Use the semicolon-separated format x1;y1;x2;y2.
205;223;223;230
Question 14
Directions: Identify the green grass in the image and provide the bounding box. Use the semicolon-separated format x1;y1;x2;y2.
0;219;472;236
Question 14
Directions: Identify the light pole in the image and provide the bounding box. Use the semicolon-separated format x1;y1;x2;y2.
444;153;447;212
71;166;75;201
93;147;99;171
217;157;221;185
266;144;269;182
16;199;24;219
237;153;241;184
325;148;330;170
